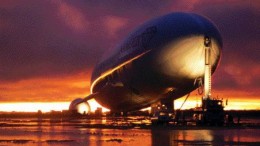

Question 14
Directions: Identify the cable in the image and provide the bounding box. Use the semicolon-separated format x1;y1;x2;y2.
179;93;190;110
194;77;204;95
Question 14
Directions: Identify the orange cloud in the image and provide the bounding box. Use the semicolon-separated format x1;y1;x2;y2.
224;62;259;86
104;15;128;38
52;0;89;32
0;72;91;102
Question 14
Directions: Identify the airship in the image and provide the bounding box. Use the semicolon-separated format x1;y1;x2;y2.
70;12;222;113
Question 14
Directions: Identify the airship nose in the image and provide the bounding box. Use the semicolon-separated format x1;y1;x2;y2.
155;35;221;82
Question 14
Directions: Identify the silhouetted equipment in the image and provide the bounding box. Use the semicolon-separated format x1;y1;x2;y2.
193;98;224;126
95;107;103;117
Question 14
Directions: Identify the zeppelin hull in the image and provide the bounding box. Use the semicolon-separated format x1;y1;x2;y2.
91;12;222;112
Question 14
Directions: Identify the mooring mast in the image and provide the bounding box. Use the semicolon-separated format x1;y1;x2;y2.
204;36;212;99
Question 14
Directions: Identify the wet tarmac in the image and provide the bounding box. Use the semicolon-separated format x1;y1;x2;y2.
0;117;259;146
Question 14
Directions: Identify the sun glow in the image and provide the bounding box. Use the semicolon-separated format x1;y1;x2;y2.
88;99;110;112
0;100;110;113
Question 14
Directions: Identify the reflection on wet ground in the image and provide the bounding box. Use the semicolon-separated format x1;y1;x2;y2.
152;129;260;146
0;118;259;146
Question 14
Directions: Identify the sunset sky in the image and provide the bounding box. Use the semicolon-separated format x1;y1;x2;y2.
0;0;259;112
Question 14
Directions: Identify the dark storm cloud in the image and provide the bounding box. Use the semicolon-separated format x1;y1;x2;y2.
0;1;100;81
0;0;174;81
0;0;97;81
0;0;259;96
